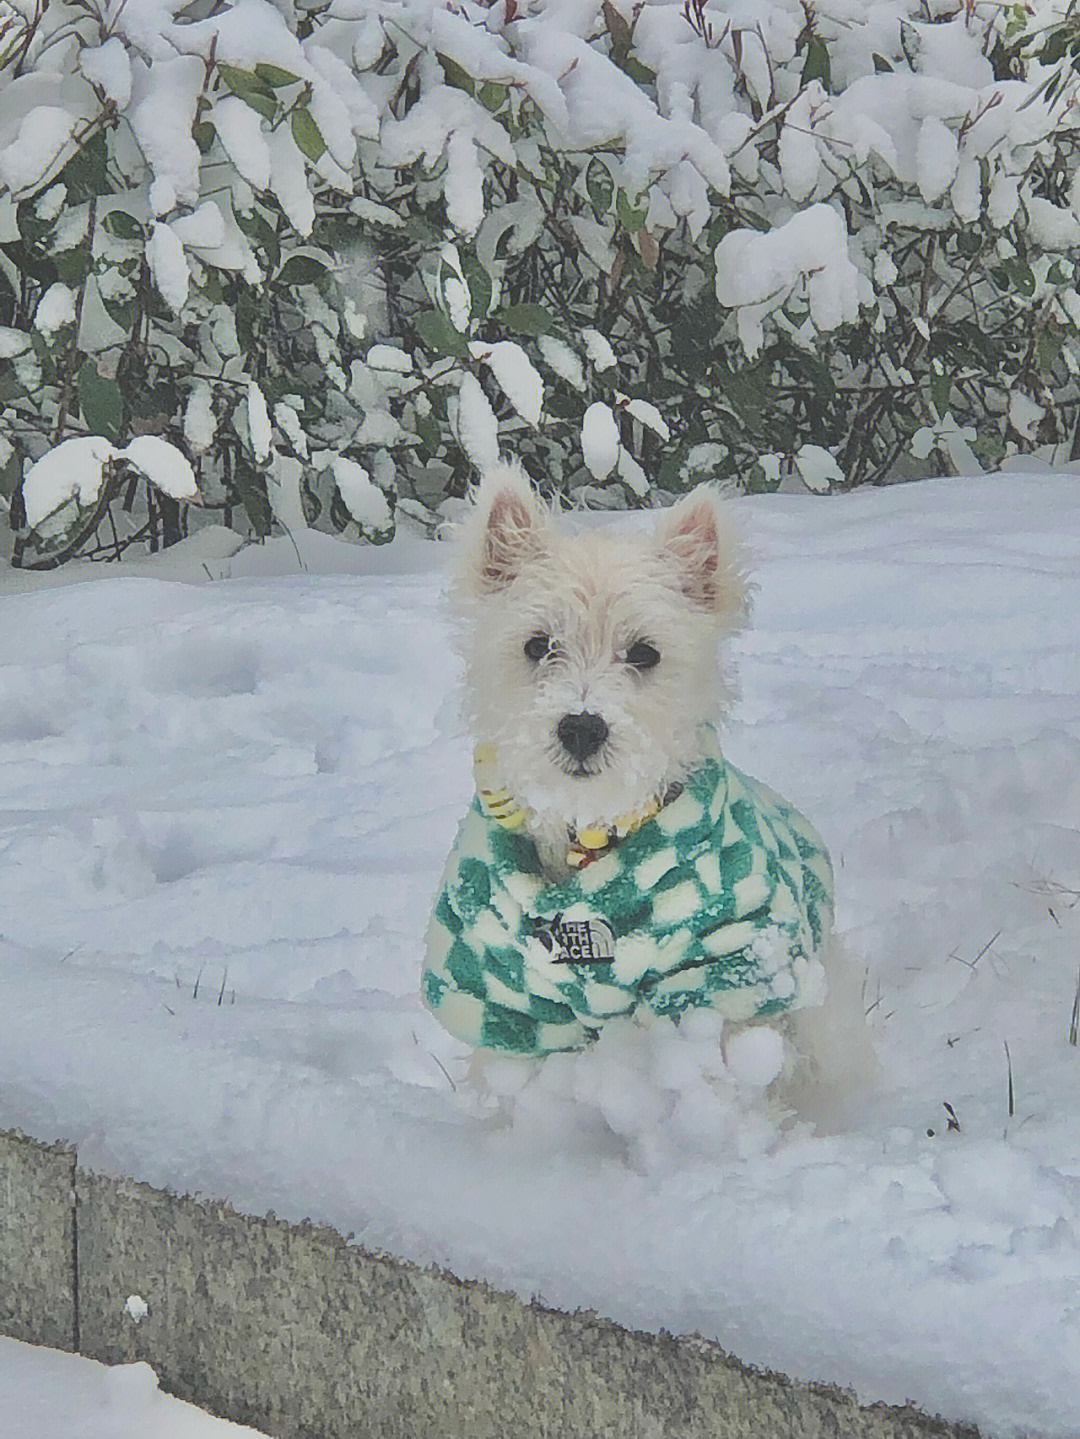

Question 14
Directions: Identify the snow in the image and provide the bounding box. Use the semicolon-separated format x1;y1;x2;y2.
212;96;272;194
916;116;959;205
328;455;392;531
33;283;76;337
127;56;204;210
365;345;413;373
582;327;617;372
22;437;199;532
715;204;863;357
21;436;115;530
266;126;315;238
581;400;620;479
184;383;217;454
0;326;30;359
122;438;200;503
0;105;78;196
794;443;844;494
536;336;584;390
454;372;500;472
245;383;272;465
146;223;191;313
470;340;543;427
79;39;134;109
1;474;1078;1437
0;1336;269;1438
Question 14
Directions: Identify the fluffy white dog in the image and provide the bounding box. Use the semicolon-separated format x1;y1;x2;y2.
455;461;748;877
424;463;872;1121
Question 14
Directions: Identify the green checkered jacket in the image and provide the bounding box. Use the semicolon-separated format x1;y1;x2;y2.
423;728;833;1056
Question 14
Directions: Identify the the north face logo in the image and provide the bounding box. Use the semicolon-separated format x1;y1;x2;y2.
535;914;615;965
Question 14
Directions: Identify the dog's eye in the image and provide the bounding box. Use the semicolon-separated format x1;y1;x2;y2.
625;640;660;671
523;633;552;662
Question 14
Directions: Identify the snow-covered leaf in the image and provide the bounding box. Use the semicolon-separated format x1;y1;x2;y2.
455;372;499;471
582;402;620;479
472;341;543;426
120;436;199;501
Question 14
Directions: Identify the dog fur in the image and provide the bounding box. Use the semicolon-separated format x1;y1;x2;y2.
453;462;875;1125
456;461;749;877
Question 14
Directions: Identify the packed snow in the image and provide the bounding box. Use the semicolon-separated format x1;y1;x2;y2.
0;475;1079;1439
0;1336;268;1438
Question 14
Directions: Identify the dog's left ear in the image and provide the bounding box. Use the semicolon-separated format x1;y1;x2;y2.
656;486;749;623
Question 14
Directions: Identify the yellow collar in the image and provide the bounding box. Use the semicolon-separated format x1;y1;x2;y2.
473;743;677;870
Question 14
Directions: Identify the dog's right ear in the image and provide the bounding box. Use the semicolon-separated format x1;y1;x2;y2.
465;462;547;593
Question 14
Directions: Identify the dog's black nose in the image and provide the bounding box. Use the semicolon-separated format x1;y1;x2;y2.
556;711;609;763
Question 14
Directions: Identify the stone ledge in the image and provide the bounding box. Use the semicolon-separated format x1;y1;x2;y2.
0;1128;76;1351
0;1128;981;1439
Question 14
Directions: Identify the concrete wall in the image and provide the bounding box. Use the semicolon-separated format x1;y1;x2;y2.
0;1129;76;1351
0;1127;981;1439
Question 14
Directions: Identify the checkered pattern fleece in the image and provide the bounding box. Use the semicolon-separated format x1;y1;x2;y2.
423;727;834;1056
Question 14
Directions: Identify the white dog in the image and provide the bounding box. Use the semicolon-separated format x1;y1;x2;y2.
455;461;749;877
424;463;871;1121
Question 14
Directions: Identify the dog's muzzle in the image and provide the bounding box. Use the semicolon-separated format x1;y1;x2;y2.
556;711;609;765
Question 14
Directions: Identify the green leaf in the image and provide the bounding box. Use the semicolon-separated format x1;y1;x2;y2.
801;34;831;90
77;362;124;444
232;456;273;537
0;367;25;405
657;439;692;492
254;63;303;88
414;308;469;358
544;391;582;420
414;411;441;455
459;252;493;321
615;189;647;232
199;268;225;304
871;52;893;73
437;53;476;96
618;55;656;86
1037;328;1063;372
479;82;508;112
54;248;92;285
494;302;554;336
217;64;277;121
59;129;108;205
586;156;615;217
290;106;327;163
930;369;952;417
277;253;330;286
602;0;632;65
193;121;216;154
236;205;281;267
0;447;20;502
102;210;144;240
1003;258;1035;297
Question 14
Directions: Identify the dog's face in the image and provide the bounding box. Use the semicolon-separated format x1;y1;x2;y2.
456;464;749;835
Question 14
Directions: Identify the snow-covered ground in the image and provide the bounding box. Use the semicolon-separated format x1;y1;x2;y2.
1;474;1078;1438
0;1336;268;1438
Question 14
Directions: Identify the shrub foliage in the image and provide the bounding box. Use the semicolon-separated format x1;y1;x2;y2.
1;0;1080;563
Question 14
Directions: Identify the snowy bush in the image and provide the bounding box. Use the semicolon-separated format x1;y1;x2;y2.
2;0;1080;563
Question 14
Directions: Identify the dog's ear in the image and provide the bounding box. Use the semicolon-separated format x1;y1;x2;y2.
656;486;749;622
466;462;547;593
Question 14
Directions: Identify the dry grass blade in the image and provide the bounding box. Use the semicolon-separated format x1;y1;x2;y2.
1069;967;1080;1047
1004;1040;1015;1119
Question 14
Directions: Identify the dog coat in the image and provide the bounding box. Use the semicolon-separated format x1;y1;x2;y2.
423;726;833;1056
